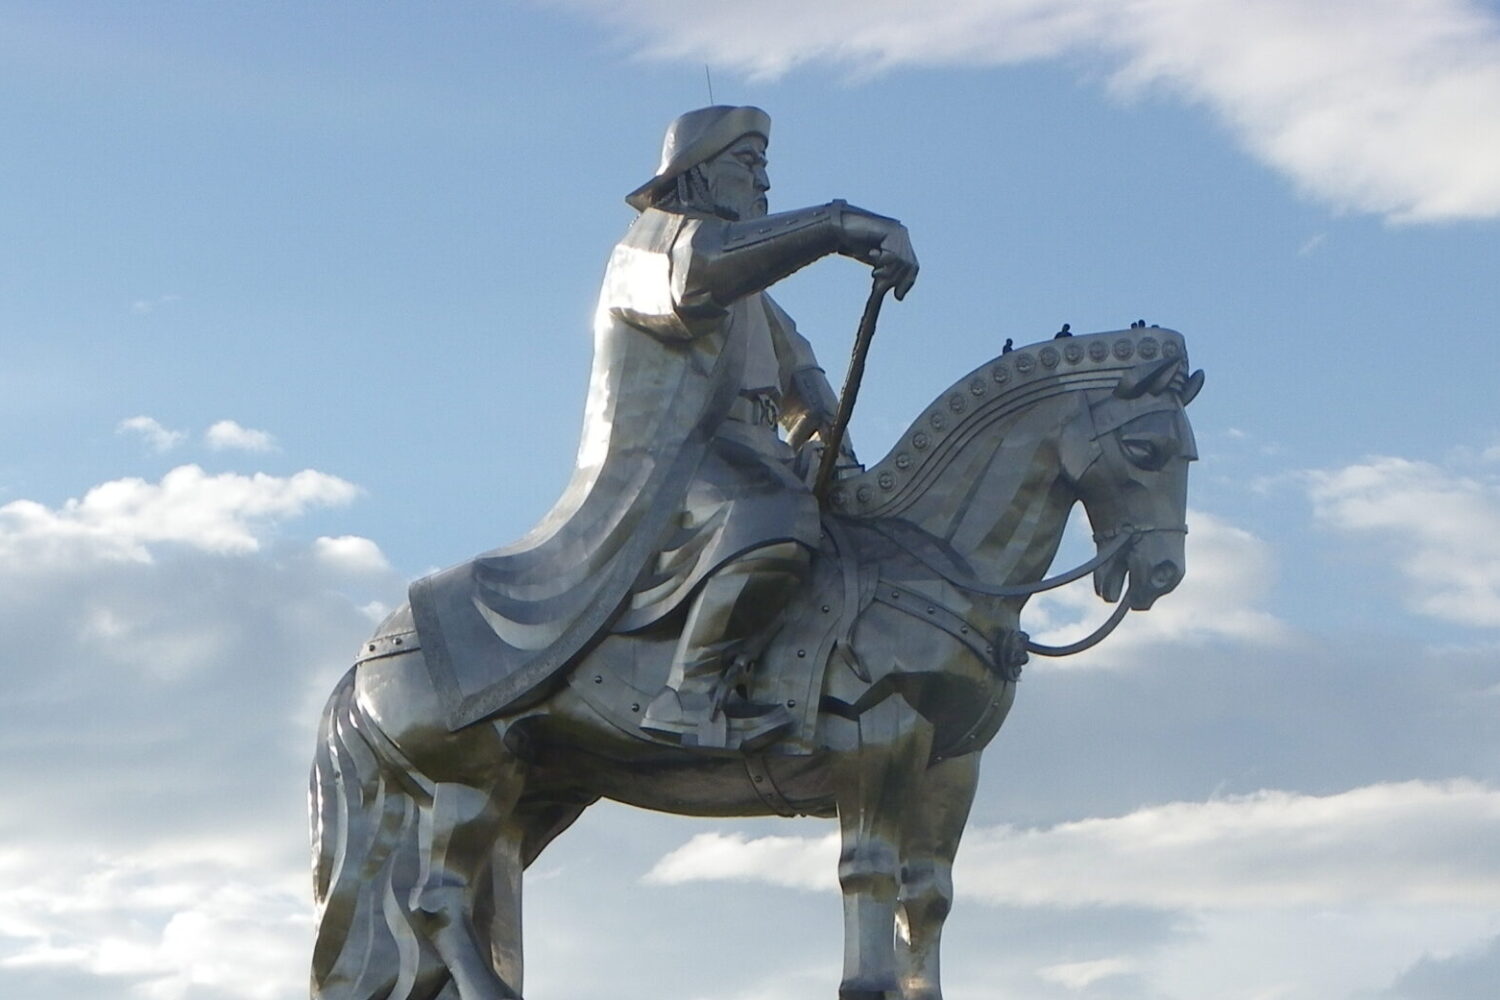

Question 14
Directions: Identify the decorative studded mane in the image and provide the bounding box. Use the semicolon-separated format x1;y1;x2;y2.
834;327;1191;519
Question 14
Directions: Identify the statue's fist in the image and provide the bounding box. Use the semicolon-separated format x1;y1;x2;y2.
839;207;919;300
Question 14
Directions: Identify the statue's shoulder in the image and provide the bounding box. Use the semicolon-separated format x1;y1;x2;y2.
619;208;684;252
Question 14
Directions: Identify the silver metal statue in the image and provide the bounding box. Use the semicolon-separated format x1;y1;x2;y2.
311;107;1203;1000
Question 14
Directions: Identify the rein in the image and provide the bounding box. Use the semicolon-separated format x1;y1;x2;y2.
866;520;1140;599
866;521;1154;661
1023;593;1132;657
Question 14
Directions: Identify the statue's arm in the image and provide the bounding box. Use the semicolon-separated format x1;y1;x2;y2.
670;201;918;319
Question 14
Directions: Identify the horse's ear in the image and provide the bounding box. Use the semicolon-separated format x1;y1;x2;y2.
1180;369;1205;406
1115;357;1180;399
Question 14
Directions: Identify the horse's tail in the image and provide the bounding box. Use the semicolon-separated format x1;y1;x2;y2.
310;668;438;999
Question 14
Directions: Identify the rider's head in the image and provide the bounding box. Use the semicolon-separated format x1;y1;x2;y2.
627;106;771;221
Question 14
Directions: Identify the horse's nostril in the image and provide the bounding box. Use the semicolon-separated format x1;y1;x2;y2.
1149;562;1180;591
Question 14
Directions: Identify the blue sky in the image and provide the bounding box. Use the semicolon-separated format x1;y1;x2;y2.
3;2;1500;998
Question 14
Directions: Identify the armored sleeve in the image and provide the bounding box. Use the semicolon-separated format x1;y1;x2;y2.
672;201;889;319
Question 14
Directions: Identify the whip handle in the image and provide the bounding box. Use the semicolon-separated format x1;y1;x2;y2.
814;279;890;501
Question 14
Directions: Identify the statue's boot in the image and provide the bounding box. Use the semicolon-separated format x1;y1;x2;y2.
641;542;809;749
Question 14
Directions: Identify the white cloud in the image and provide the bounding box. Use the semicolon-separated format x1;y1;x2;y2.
0;853;309;1000
117;416;186;453
130;294;180;315
205;419;276;453
547;0;1500;221
0;464;359;564
0;461;402;999
1038;957;1137;990
1024;509;1290;668
1378;933;1500;999
647;780;1500;908
1297;232;1327;256
1308;456;1500;627
313;534;392;575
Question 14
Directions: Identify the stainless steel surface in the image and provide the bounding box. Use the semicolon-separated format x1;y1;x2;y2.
311;108;1199;1000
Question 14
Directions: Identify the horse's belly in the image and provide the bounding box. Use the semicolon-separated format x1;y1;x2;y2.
531;735;836;819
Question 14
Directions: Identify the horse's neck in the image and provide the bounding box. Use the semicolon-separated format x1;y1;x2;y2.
885;394;1077;592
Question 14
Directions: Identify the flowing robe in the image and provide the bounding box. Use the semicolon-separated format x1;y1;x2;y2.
410;207;827;729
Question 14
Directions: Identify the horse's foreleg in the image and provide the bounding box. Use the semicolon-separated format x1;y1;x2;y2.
411;774;525;1000
480;822;526;996
896;752;980;1000
834;693;934;1000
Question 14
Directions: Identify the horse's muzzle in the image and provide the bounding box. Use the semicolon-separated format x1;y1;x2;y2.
1095;533;1184;610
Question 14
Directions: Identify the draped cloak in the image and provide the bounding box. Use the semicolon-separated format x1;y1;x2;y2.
410;207;826;730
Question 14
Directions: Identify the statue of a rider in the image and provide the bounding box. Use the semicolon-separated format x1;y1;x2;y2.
408;106;918;748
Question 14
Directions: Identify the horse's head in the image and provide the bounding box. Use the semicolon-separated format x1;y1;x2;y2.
1063;354;1202;610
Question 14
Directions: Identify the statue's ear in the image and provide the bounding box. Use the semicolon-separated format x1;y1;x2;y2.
1060;400;1102;481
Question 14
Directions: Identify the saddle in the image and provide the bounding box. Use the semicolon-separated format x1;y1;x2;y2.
354;523;878;756
569;523;876;755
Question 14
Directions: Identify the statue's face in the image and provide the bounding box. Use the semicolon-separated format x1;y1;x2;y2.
702;135;769;220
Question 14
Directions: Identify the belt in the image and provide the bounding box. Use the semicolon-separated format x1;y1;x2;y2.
727;392;780;427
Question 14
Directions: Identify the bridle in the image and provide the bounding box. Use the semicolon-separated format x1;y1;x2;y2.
866;520;1184;660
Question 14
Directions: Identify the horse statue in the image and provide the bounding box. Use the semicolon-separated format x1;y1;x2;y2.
311;324;1202;1000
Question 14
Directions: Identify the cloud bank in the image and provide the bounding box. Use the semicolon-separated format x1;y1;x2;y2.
1309;455;1500;627
0;463;401;999
0;464;358;563
1025;509;1289;667
546;0;1500;221
648;780;1500;908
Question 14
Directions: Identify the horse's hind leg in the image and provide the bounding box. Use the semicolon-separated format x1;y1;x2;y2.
833;693;935;1000
410;764;527;1000
896;753;980;1000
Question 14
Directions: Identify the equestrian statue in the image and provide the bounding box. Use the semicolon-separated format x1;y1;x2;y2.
310;106;1203;1000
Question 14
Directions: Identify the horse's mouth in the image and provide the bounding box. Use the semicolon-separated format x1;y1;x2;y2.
1096;555;1181;610
1094;555;1129;605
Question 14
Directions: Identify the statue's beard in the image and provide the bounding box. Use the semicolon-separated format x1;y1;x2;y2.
718;196;767;221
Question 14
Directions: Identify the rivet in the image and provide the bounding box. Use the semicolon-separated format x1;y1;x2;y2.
926;607;935;615
393;637;403;645
891;590;901;599
797;649;807;658
367;644;376;652
821;604;831;613
753;775;764;783
594;675;604;684
631;702;640;712
960;626;969;634
786;699;797;708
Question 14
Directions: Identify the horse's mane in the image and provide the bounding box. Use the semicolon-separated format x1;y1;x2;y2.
834;327;1189;519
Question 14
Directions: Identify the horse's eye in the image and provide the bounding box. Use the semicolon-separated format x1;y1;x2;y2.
1121;437;1166;470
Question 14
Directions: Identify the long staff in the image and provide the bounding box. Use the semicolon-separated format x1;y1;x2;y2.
814;278;892;501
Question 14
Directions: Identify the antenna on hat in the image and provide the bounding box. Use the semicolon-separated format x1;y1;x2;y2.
704;65;715;104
